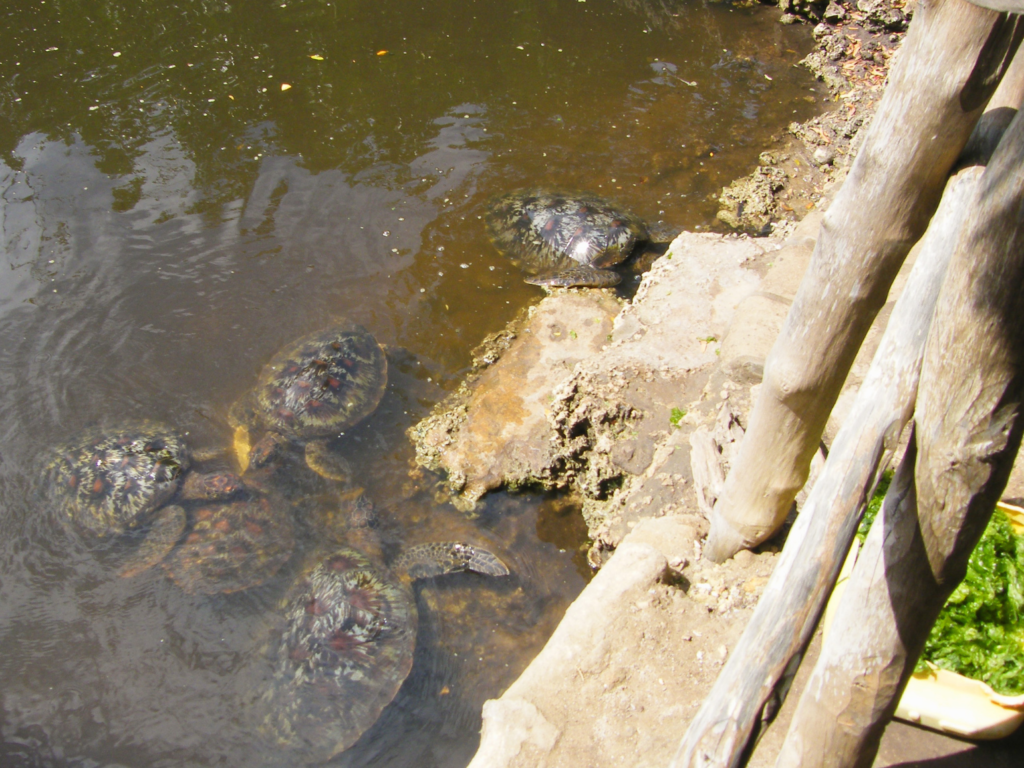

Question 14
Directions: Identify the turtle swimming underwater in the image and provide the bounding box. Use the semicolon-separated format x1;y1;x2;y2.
41;421;191;540
121;472;297;595
230;321;388;480
255;491;508;762
486;190;650;288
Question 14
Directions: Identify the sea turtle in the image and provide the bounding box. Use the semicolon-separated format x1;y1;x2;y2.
229;321;388;480
115;471;297;594
254;491;508;762
486;190;650;288
41;421;191;540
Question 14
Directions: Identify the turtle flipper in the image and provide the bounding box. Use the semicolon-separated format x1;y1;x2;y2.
118;504;187;579
304;439;354;481
394;542;510;581
526;265;621;288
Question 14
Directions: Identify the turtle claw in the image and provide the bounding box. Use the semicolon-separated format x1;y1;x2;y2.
118;505;187;579
232;425;252;473
525;265;622;288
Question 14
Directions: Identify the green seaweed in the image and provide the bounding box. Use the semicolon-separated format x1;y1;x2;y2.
856;474;1024;695
918;511;1024;695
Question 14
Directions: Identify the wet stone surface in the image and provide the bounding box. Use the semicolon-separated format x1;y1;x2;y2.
716;0;910;235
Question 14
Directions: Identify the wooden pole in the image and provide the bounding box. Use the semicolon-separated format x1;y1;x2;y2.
776;101;1024;768
671;159;986;768
705;0;1024;562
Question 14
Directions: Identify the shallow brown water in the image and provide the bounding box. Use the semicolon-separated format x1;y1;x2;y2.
0;1;820;765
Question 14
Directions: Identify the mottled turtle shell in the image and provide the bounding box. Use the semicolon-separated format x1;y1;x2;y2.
162;490;296;595
258;547;416;761
257;538;509;760
42;423;190;538
239;321;388;445
486;190;648;287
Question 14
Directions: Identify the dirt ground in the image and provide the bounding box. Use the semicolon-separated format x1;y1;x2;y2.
467;530;1024;768
410;2;1024;766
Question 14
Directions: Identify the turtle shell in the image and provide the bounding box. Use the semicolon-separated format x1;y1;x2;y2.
243;321;388;444
162;492;296;595
42;422;190;538
257;547;415;761
486;190;648;277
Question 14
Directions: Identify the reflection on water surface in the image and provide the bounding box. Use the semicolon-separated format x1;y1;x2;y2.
0;0;820;764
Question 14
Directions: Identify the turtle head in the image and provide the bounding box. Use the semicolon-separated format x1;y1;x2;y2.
180;471;245;502
248;431;291;471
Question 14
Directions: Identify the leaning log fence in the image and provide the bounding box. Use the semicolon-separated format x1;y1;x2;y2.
672;1;1024;766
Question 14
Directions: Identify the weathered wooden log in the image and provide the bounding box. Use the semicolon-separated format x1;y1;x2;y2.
776;101;1024;768
671;155;987;768
965;0;1024;13
675;48;1024;768
705;0;1024;562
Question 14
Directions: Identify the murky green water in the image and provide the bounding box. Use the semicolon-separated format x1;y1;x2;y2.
0;1;820;765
